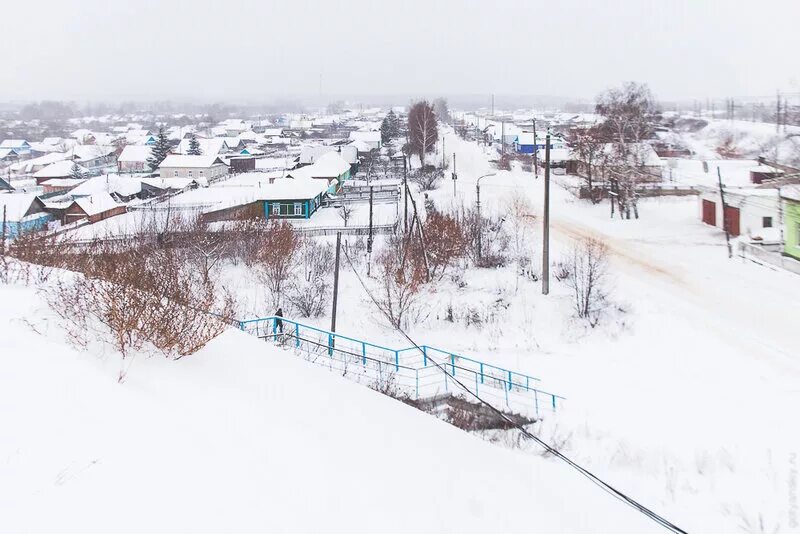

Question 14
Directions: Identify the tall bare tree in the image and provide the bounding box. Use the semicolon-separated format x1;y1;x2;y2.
408;100;439;168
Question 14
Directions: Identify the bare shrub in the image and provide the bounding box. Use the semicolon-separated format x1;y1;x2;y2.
286;238;333;317
252;221;301;308
424;207;468;280
374;236;427;329
409;166;443;191
338;203;354;227
452;203;509;268
566;238;609;327
46;239;235;381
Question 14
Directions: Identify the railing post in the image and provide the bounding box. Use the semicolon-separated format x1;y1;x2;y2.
394;351;399;371
475;372;479;396
422;346;428;366
504;382;509;407
415;369;419;399
526;376;529;391
552;394;556;411
296;324;300;348
450;354;456;376
480;362;484;384
272;317;277;337
328;333;333;356
508;370;513;390
362;342;367;365
534;389;540;417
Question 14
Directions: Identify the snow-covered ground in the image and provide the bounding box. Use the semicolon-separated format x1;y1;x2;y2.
286;130;799;533
0;281;662;534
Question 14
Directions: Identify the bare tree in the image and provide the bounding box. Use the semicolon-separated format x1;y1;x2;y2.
374;237;427;328
408;100;439;167
409;167;443;191
253;221;300;308
338;203;354;227
566;238;609;327
286;239;333;317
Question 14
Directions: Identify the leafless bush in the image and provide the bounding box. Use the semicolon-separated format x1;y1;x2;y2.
424;206;468;280
374;236;428;329
252;220;301;308
452;203;509;268
286;238;333;317
409;166;443;191
566;238;609;327
338;203;354;227
46;238;235;382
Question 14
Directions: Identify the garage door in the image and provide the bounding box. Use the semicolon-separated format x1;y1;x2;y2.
702;200;716;226
723;206;740;236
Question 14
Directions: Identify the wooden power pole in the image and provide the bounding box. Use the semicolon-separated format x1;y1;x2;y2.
330;232;342;345
542;132;551;295
717;168;732;259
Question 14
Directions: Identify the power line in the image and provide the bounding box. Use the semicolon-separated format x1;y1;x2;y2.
339;242;690;534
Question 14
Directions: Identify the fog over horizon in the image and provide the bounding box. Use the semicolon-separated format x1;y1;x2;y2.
2;0;799;106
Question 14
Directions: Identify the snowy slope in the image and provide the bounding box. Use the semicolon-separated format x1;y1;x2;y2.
0;282;662;534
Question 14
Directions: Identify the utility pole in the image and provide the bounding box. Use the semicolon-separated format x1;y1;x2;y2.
491;94;494;117
777;91;781;133
330;232;342;349
476;181;482;262
501;120;505;155
542;132;551;295
475;173;496;264
532;118;539;178
367;186;374;254
1;205;6;255
403;154;408;234
717;167;732;259
452;152;457;197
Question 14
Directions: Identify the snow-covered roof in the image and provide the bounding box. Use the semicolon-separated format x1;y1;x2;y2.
0;193;41;221
40;178;87;188
300;145;358;165
118;145;152;163
303;151;350;178
34;160;88;179
600;143;663;167
0;139;30;148
348;130;381;143
0;149;19;159
781;185;800;202
70;145;115;162
70;175;143;198
10;152;69;173
158;155;225;169
71;192;123;217
176;137;226;156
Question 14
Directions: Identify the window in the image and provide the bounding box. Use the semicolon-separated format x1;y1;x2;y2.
272;203;280;215
188;170;193;177
174;170;178;177
763;216;772;228
199;170;204;176
294;203;302;216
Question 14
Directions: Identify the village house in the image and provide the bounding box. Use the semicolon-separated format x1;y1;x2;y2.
117;145;153;173
33;160;88;185
63;192;127;225
298;145;359;174
0;194;54;239
200;176;331;223
158;155;227;181
348;130;382;150
781;186;800;261
40;178;87;195
698;187;780;240
0;139;32;155
286;151;350;191
0;149;20;164
176;137;227;156
513;133;567;154
70;145;117;172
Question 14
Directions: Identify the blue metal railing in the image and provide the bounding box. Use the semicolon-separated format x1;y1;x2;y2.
238;316;566;416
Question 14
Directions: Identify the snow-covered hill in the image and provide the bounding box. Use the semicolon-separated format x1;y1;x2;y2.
0;282;662;534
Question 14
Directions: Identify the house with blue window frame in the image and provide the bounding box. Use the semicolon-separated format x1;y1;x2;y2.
514;133;567;154
0;194;54;240
200;176;332;224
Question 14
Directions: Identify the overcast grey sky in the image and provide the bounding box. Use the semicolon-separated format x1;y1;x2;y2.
1;0;798;104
